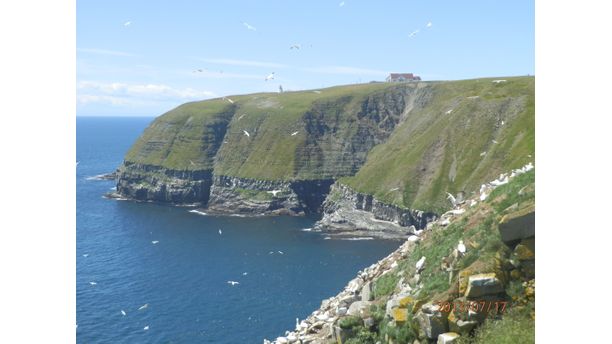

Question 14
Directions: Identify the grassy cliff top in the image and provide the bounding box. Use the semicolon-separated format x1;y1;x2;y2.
122;76;534;213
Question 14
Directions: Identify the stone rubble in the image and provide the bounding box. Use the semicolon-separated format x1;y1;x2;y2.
264;163;534;344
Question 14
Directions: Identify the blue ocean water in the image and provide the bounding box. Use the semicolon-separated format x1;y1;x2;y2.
76;117;400;343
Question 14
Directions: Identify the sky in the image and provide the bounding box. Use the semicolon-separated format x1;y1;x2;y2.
77;0;534;116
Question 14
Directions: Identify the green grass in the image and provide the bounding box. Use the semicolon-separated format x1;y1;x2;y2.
123;77;534;213
456;301;535;344
373;272;400;298
342;76;534;213
233;188;273;201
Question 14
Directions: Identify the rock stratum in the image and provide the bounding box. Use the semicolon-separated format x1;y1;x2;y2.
113;77;534;238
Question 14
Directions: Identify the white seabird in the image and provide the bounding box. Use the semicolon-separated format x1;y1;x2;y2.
446;192;457;207
291;131;299;136
223;97;234;104
121;310;126;316
290;44;301;50
445;109;453;115
218;229;223;235
227;281;240;286
267;189;281;196
124;21;131;27
83;253;89;257
89;281;97;286
265;72;275;81
409;29;420;38
480;151;486;157
143;325;149;330
138;303;148;310
242;22;256;31
278;251;284;254
415;256;426;272
457;240;466;255
243;130;250;137
151;240;159;244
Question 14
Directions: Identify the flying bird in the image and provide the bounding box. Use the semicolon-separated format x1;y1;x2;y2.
227;281;240;286
492;79;507;84
192;69;204;73
89;281;97;286
124;21;131;27
278;251;284;255
138;303;148;311
242;22;256;31
426;22;433;28
389;187;399;192
492;140;498;144
290;44;301;50
291;131;299;136
265;72;275;81
143;326;149;331
312;90;322;94
121;310;126;316
339;1;345;7
409;29;420;38
237;114;246;121
457;240;466;255
218;229;223;235
445;109;453;115
151;240;159;244
242;272;248;276
243;130;250;137
480;151;486;157
82;253;89;257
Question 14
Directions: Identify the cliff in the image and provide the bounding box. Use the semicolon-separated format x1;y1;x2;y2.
114;76;535;238
266;167;535;344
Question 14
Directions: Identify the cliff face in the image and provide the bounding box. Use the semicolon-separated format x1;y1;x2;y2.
113;77;535;237
315;183;437;239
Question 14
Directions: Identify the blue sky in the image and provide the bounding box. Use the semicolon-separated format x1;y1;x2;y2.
77;0;534;116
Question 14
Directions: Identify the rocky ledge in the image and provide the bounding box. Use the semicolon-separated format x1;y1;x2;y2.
314;183;436;240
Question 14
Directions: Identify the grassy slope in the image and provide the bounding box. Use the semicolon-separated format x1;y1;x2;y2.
351;170;535;343
342;76;534;213
124;82;405;176
123;77;534;213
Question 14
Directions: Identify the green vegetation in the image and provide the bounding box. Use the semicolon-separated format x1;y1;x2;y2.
343;76;534;213
122;77;534;213
373;273;400;298
456;301;535;344
233;188;273;201
347;169;536;343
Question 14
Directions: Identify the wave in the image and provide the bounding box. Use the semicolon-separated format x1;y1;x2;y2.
189;210;208;216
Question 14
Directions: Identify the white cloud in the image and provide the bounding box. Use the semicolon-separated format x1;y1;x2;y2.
77;81;216;106
199;58;288;69
304;66;387;76
77;48;137;57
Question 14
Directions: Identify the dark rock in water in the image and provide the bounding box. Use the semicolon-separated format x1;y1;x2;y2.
116;162;213;205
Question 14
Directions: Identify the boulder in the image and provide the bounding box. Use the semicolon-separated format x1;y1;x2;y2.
465;273;504;298
361;281;373;301
347;301;374;317
393;308;408;324
416;304;448;339
514;239;535;261
498;206;535;246
437;332;460;344
448;310;478;336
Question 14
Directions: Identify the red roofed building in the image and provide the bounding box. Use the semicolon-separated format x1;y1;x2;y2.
386;73;421;82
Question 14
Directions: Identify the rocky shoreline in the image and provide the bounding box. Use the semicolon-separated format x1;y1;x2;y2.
264;163;535;344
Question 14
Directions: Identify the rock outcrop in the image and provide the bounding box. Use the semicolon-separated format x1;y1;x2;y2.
315;182;436;239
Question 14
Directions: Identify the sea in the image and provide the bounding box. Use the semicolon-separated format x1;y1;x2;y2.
76;116;400;343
